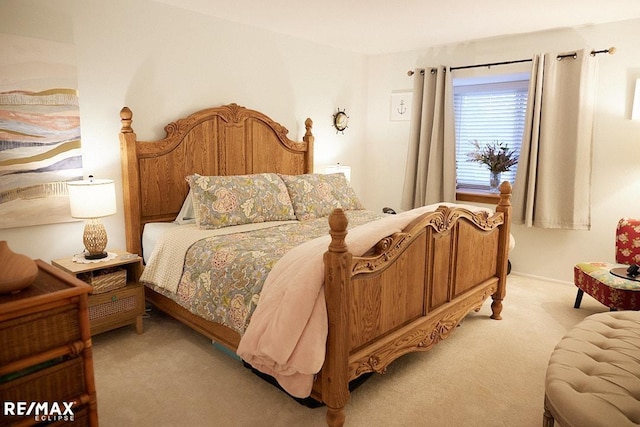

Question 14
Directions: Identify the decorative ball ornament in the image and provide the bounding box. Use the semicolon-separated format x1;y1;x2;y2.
333;109;349;134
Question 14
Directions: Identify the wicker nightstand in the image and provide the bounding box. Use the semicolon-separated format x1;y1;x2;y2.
51;250;144;336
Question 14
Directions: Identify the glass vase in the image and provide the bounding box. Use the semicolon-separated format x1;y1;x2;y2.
489;171;501;193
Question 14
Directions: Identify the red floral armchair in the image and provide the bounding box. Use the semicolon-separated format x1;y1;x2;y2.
574;218;640;310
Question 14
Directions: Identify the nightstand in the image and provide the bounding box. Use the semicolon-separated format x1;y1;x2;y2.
51;250;144;336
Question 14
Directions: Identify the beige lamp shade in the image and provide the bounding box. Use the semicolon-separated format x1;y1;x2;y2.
67;177;116;259
67;178;117;219
325;163;351;182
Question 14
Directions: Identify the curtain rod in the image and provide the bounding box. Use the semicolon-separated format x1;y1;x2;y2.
450;58;531;71
407;46;616;76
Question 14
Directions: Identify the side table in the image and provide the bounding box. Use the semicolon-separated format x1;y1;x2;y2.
51;251;144;336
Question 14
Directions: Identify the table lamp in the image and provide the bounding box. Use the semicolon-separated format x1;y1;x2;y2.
67;176;117;260
325;163;351;182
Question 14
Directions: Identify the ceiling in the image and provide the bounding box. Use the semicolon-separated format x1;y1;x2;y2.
153;0;640;55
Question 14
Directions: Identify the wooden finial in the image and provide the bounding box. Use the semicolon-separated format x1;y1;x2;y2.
498;181;512;208
304;118;313;138
303;117;315;148
328;208;348;253
120;107;133;133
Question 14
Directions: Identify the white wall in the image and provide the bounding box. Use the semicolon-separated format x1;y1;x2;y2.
364;19;640;283
0;0;368;262
3;1;639;284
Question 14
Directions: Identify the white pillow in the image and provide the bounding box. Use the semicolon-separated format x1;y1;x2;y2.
174;190;195;224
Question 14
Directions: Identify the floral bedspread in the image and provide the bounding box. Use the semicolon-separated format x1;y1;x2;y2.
147;210;383;335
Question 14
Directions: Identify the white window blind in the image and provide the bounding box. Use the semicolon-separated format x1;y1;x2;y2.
453;78;529;189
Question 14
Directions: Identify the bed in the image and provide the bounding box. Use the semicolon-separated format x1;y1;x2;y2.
119;103;512;427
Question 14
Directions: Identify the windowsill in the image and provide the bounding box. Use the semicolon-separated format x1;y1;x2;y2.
456;188;501;205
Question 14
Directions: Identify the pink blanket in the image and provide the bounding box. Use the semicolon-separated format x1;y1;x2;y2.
236;203;488;397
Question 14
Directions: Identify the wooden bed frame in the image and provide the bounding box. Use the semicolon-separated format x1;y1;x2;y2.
119;103;512;427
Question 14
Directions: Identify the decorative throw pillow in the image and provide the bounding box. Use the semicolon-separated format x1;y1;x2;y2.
186;173;295;229
324;173;364;211
174;189;195;225
279;173;364;221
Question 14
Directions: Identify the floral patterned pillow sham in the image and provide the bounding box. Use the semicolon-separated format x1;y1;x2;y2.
279;173;364;221
186;173;295;229
324;173;364;211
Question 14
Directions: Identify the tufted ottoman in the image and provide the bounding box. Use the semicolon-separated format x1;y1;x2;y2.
543;311;640;427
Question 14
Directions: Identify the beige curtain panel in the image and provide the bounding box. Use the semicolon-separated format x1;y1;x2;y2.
513;49;598;230
401;66;456;210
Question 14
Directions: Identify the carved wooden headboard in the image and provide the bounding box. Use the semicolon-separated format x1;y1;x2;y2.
119;103;315;256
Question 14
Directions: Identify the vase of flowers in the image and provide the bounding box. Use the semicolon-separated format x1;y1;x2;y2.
467;140;518;192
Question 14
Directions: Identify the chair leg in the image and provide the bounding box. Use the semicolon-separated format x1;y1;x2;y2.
574;289;584;309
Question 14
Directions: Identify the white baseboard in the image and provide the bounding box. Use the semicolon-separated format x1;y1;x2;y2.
509;271;573;286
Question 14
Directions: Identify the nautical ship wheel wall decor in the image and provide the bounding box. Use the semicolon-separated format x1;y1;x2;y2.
333;108;349;133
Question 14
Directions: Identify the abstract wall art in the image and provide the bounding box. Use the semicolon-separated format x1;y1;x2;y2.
0;33;83;229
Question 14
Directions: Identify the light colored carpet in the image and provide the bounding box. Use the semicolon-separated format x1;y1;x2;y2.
91;274;606;427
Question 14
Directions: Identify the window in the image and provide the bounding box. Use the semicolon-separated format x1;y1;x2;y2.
453;73;529;191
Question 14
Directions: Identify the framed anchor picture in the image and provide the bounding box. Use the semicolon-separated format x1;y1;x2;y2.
390;91;412;121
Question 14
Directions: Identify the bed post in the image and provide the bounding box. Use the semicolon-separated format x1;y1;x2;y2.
323;208;351;427
119;107;143;257
491;181;512;320
303;118;314;173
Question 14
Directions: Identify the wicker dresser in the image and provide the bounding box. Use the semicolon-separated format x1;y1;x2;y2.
0;260;98;426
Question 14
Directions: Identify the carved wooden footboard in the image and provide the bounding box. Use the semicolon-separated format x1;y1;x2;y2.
320;186;511;427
